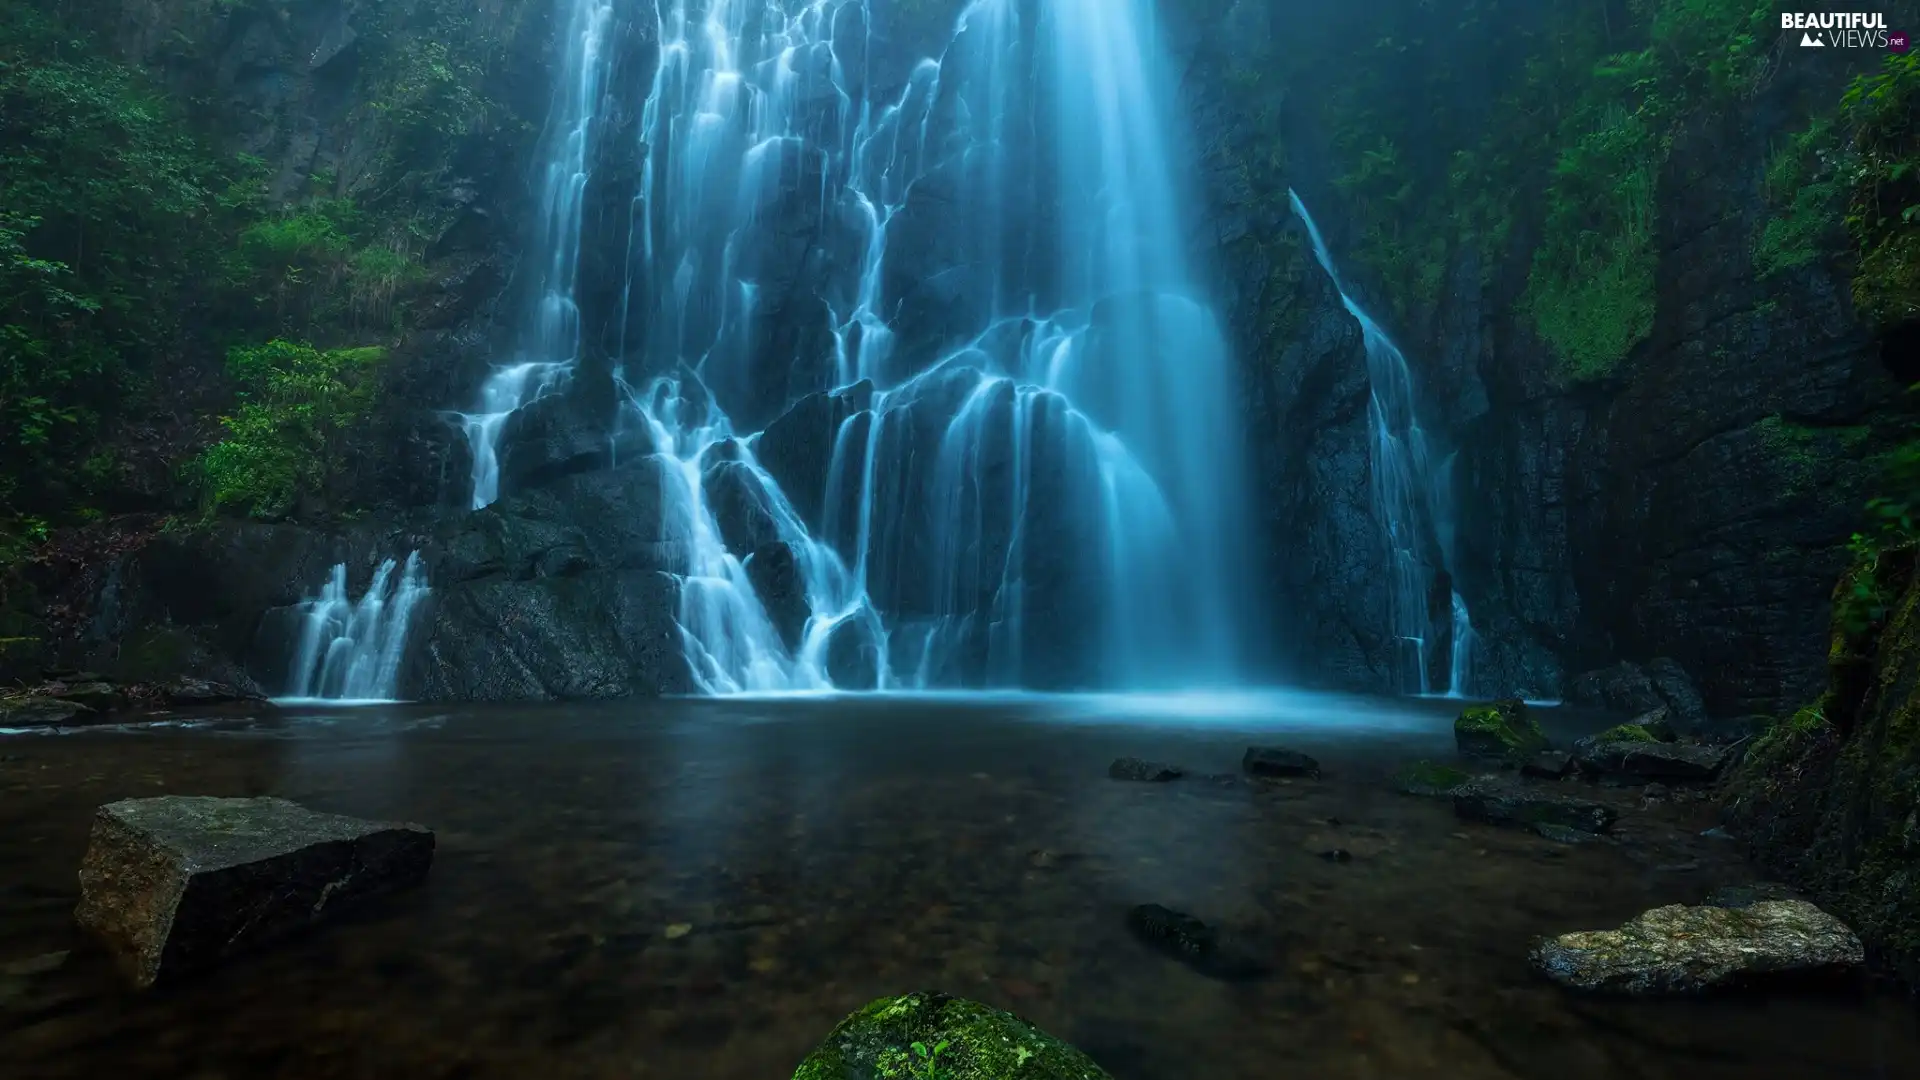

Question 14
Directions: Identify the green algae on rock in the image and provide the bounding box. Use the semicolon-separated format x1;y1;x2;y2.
1454;699;1548;761
793;993;1112;1080
1530;900;1864;994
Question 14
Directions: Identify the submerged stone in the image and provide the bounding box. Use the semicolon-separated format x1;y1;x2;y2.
1391;759;1473;797
1453;779;1617;834
75;796;434;987
791;991;1112;1080
1454;699;1548;761
1127;903;1216;957
1108;757;1182;782
1530;900;1863;994
1241;746;1319;778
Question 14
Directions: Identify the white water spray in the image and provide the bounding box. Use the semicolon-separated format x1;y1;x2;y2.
1288;190;1474;696
457;0;617;509
283;553;430;702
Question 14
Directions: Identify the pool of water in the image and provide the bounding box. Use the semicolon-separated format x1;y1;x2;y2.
0;691;1913;1078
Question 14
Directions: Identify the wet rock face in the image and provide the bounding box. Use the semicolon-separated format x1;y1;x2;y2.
1567;661;1709;729
792;991;1112;1080
75;797;434;988
1530;900;1864;994
1452;780;1617;835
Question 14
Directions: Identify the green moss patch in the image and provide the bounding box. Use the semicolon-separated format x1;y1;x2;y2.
1455;699;1549;761
1391;759;1473;797
1594;722;1659;743
793;993;1111;1080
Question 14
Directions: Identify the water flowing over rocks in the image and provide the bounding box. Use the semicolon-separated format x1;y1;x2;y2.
1530;900;1864;994
74;797;434;988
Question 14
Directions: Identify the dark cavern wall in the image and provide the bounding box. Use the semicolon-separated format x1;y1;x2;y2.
1170;0;1918;716
0;0;1915;720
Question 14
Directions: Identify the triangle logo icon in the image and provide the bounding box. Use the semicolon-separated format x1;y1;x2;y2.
1801;30;1825;46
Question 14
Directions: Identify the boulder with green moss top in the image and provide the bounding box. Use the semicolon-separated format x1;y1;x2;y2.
792;992;1112;1080
1530;900;1863;993
1454;699;1549;761
1390;760;1474;797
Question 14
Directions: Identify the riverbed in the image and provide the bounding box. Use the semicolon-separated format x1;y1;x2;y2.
0;692;1912;1078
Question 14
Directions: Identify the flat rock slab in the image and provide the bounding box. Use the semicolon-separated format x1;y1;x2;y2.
1530;900;1863;994
1242;746;1319;778
1453;780;1617;834
1575;739;1729;783
1108;757;1182;782
75;796;434;988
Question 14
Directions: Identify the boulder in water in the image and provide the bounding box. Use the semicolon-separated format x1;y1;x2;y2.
1574;738;1730;784
1453;779;1617;834
1241;746;1319;778
1530;900;1863;993
1108;757;1182;782
75;796;434;987
0;694;94;728
791;991;1112;1080
1454;699;1549;761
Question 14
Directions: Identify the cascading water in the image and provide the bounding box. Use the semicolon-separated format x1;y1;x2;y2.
283;553;430;702
1288;190;1474;696
456;0;617;510
596;0;1251;692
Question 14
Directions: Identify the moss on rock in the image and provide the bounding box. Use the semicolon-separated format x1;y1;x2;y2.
1454;699;1548;761
1594;722;1659;743
793;993;1111;1080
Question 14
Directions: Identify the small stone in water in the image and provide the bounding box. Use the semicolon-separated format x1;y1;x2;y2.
1319;849;1353;863
664;923;693;939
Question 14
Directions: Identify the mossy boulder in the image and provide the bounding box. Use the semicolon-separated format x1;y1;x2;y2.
793;993;1111;1080
1454;699;1549;761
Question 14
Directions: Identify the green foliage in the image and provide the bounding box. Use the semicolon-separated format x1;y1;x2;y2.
1839;53;1920;326
1834;388;1920;639
909;1039;951;1080
196;340;387;518
1756;120;1846;277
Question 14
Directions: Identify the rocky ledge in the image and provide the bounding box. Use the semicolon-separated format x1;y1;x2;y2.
1530;898;1863;994
75;796;434;987
1;673;267;729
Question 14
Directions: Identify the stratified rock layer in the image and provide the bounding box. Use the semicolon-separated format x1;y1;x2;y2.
792;992;1111;1080
1530;899;1864;993
75;796;434;987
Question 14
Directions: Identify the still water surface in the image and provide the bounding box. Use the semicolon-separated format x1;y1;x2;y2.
0;692;1913;1079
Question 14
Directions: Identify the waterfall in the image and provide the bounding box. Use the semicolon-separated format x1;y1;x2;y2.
1288;190;1475;696
593;0;1250;692
455;0;1252;693
456;0;617;509
283;553;430;702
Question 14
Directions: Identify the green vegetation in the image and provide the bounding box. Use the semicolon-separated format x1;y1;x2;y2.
197;341;388;519
1755;414;1875;498
0;0;528;568
1390;759;1474;797
1316;1;1781;383
792;993;1109;1080
1594;722;1659;743
1839;53;1920;327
